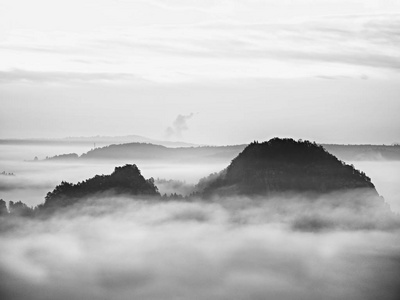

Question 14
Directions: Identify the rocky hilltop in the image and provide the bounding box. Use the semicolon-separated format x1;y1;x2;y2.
199;138;377;197
43;164;159;208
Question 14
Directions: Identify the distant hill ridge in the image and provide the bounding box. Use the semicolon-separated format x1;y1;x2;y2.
323;144;400;161
46;142;247;163
0;135;198;148
41;141;400;163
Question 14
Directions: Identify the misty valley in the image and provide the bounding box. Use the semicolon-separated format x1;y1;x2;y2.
0;138;399;300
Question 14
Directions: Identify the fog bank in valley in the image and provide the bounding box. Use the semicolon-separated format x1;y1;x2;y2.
0;195;399;300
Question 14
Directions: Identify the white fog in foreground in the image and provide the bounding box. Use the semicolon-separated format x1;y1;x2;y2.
1;196;399;300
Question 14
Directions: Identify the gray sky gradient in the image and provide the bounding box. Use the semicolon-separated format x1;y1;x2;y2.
0;0;399;145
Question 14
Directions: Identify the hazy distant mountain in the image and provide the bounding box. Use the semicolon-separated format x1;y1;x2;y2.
67;143;247;164
45;153;79;161
199;138;379;197
323;144;400;161
42;164;159;209
0;135;198;148
62;135;199;148
37;139;400;163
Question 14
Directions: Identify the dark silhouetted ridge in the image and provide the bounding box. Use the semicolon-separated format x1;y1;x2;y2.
43;164;159;208
200;138;376;197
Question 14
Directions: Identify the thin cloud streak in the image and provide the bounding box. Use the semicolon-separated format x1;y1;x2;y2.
0;69;149;84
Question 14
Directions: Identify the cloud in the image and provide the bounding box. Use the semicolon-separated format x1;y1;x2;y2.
0;69;149;84
172;14;400;70
0;195;399;300
0;176;54;191
2;14;400;83
165;113;194;139
91;13;400;79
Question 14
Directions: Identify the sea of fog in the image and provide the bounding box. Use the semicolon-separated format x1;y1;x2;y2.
1;196;400;300
1;143;400;300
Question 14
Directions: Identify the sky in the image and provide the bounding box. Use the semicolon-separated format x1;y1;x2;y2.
1;0;400;145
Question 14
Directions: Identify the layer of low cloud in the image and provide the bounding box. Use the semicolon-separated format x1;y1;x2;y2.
0;195;399;300
0;176;54;192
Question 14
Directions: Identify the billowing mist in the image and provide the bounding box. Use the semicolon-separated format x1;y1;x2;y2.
1;195;399;300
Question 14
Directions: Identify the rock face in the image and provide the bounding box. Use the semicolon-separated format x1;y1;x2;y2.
200;138;377;197
43;164;159;208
